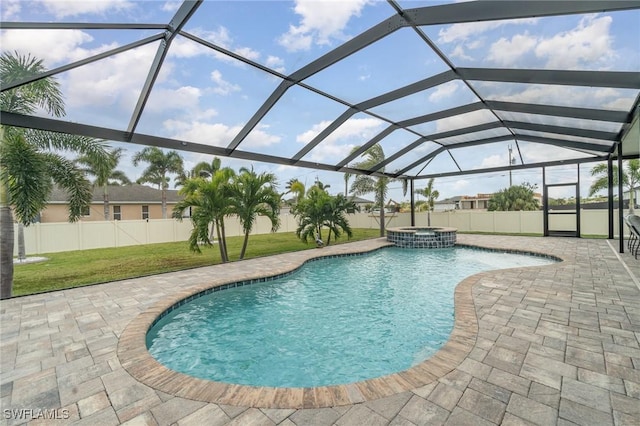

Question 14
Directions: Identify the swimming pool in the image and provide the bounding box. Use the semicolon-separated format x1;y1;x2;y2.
146;246;555;388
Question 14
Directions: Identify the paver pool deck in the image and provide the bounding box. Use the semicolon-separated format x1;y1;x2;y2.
1;234;639;425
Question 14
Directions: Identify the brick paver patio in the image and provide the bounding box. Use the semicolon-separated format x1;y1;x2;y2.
1;234;639;425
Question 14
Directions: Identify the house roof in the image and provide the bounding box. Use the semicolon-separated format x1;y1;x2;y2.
49;184;182;204
435;196;463;204
1;1;638;183
348;196;373;204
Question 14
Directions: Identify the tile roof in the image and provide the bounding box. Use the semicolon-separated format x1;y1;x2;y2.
48;184;183;204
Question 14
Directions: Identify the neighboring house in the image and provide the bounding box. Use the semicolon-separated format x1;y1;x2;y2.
280;195;373;215
39;184;185;223
435;193;543;211
623;186;639;203
348;196;373;212
434;196;462;211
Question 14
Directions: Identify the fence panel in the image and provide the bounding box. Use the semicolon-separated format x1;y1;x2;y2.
13;209;627;256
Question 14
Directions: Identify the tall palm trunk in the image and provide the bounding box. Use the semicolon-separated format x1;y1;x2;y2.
240;232;250;260
0;200;14;299
214;220;227;262
161;187;167;219
17;223;25;261
217;217;229;263
103;184;110;220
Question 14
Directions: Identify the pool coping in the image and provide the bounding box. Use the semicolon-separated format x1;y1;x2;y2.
117;240;561;409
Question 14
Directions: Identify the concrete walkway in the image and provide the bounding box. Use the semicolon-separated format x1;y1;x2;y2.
1;235;639;425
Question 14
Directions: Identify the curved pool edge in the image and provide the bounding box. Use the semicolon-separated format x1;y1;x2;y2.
117;238;563;409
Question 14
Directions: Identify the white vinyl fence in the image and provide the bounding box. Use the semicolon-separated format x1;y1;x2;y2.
13;209;626;256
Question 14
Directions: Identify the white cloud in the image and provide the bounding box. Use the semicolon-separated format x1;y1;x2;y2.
165;120;280;148
161;1;181;12
169;27;260;64
65;43;162;109
210;70;241;96
164;120;236;147
479;82;635;111
278;0;372;52
428;81;461;102
603;98;635;110
487;33;537;66
438;18;538;44
40;0;134;19
434;109;497;133
480;154;505;168
451;179;470;192
298;117;383;162
535;15;616;69
0;0;21;19
266;56;286;74
0;29;94;66
169;36;211;58
450;45;473;61
146;86;205;113
278;27;313;52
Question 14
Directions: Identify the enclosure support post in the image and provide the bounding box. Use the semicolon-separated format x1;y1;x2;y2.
542;167;548;237
410;179;415;227
618;148;625;253
608;155;614;240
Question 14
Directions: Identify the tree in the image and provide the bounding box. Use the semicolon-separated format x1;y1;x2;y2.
323;193;356;245
132;147;184;218
285;178;306;205
292;181;355;246
348;144;407;237
76;147;131;220
293;184;332;244
488;183;540;211
0;52;109;299
192;157;222;179
589;159;640;214
174;157;223;188
173;166;235;262
415;178;439;226
229;167;281;260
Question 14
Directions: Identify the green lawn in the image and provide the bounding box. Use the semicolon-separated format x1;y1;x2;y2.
12;229;381;296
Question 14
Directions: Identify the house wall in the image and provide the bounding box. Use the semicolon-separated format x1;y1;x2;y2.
39;203;179;222
14;209;627;256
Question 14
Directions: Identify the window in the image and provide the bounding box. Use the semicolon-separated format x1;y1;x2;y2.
82;206;90;216
142;205;149;220
113;205;121;220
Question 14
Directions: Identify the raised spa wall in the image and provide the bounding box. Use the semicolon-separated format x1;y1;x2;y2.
386;226;457;248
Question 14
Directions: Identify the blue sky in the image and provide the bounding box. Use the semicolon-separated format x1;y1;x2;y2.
2;0;639;202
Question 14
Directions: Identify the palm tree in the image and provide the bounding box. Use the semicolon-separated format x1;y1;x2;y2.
192;157;222;179
416;178;439;226
349;144;407;237
173;166;235;263
0;52;109;299
293;184;332;244
174;157;222;188
229;167;281;260
589;159;640;214
323;193;356;245
76;147;131;220
284;178;306;206
132;147;184;218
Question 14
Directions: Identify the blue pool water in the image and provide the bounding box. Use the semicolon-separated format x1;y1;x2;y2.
146;247;555;388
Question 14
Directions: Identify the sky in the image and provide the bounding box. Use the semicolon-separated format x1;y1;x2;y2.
2;0;639;203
